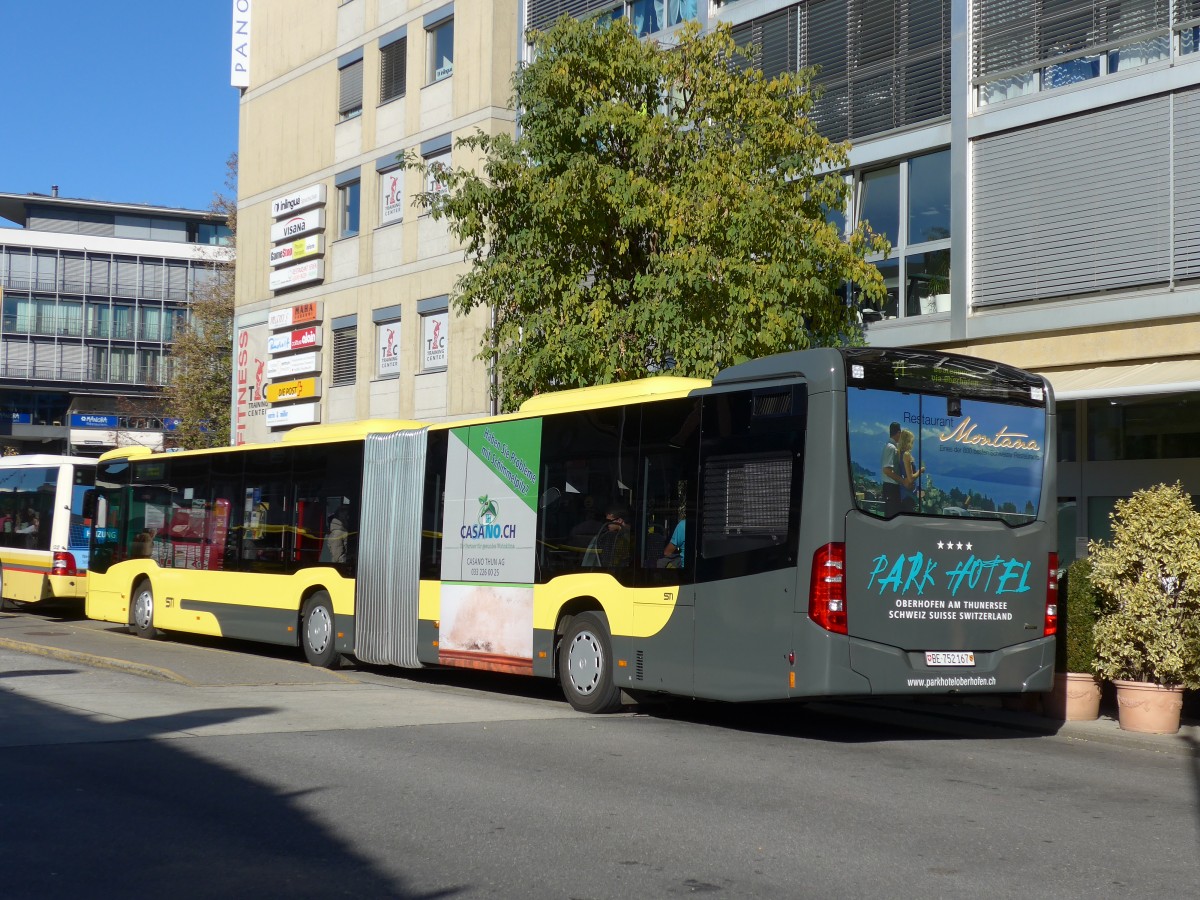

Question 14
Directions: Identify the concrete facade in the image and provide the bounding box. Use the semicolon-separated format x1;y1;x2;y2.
0;192;228;455
234;0;518;442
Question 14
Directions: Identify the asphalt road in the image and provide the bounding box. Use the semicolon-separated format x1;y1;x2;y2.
1;633;1198;899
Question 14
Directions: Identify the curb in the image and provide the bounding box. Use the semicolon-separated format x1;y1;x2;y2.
0;636;195;687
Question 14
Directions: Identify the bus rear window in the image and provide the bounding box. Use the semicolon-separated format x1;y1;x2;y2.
848;388;1046;523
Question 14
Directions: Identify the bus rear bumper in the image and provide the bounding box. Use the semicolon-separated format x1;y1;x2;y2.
848;635;1055;694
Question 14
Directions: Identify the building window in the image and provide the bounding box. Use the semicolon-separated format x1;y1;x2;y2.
850;148;951;321
427;16;454;82
338;52;364;120
973;0;1172;107
424;149;450;198
375;307;402;378
338;177;360;238
379;167;404;226
332;320;358;387
380;33;407;102
420;305;448;371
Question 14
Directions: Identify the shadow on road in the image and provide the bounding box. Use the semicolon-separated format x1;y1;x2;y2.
0;676;458;899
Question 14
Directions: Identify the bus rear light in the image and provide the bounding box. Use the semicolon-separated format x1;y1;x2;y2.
1044;552;1059;637
809;543;848;635
52;551;78;577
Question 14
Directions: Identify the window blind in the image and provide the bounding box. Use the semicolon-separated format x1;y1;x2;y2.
972;95;1170;306
339;59;364;117
332;326;358;386
380;36;407;102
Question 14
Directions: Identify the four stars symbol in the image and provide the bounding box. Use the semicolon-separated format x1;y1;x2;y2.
936;540;973;551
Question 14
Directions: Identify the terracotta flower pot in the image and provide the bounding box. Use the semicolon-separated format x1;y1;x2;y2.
1113;679;1184;734
1044;672;1101;721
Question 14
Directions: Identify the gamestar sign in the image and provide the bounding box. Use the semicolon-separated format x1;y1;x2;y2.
269;234;324;267
270;208;326;243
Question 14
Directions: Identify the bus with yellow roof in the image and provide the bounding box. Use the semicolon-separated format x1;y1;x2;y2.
85;347;1057;711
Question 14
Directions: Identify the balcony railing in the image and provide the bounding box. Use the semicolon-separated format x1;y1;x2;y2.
0;361;169;386
0;275;194;302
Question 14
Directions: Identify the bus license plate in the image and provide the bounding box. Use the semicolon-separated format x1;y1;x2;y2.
926;651;975;667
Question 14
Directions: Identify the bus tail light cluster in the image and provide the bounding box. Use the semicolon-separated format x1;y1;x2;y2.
52;551;78;577
1044;551;1059;637
809;543;847;635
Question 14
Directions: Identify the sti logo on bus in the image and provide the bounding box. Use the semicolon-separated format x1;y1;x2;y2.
460;495;517;540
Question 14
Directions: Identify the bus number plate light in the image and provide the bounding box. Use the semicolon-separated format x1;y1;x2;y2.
925;651;975;667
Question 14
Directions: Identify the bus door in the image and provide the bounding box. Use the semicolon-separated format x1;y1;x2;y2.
689;386;807;702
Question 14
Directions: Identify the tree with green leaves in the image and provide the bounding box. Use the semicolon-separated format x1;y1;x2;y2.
409;17;887;411
163;153;237;448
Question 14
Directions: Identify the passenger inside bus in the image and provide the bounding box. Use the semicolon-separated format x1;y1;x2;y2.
582;503;632;568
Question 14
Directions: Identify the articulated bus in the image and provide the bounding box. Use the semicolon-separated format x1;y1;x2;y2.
86;347;1056;712
0;455;95;606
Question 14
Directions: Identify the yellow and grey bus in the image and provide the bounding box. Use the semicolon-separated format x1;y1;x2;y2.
0;454;95;607
86;347;1057;712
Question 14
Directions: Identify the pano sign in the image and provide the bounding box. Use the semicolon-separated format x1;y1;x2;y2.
230;0;252;88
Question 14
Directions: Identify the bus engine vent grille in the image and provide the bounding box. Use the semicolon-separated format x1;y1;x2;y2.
753;391;791;417
636;650;644;681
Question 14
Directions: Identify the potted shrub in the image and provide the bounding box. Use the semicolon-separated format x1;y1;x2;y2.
1088;482;1200;734
1044;558;1102;721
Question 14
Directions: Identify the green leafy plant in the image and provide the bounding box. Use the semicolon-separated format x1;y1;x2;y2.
1058;558;1099;674
406;18;888;411
1088;482;1200;688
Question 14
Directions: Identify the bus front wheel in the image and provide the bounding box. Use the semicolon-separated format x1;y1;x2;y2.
130;580;160;639
558;612;623;714
302;591;341;668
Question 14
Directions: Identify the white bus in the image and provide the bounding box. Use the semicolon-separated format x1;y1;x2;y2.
0;455;95;606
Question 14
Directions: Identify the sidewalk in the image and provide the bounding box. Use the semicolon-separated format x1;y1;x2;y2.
0;607;355;687
2;606;1197;753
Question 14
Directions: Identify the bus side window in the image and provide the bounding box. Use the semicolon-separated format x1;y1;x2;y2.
241;447;290;572
538;407;638;583
638;398;700;585
291;442;363;574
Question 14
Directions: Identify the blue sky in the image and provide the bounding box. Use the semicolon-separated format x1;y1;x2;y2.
3;2;239;220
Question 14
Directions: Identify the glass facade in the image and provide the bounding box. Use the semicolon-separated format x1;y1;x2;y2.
848;149;952;321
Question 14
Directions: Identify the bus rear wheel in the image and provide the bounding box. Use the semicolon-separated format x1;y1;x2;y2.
130;580;160;639
558;612;623;714
302;591;341;668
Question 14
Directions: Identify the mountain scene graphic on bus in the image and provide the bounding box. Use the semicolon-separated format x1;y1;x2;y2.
847;387;1045;522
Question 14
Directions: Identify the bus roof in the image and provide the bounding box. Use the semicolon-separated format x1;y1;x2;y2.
515;375;710;416
0;454;98;467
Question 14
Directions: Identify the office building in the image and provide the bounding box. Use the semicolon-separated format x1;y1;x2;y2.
232;0;518;443
0;191;229;455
